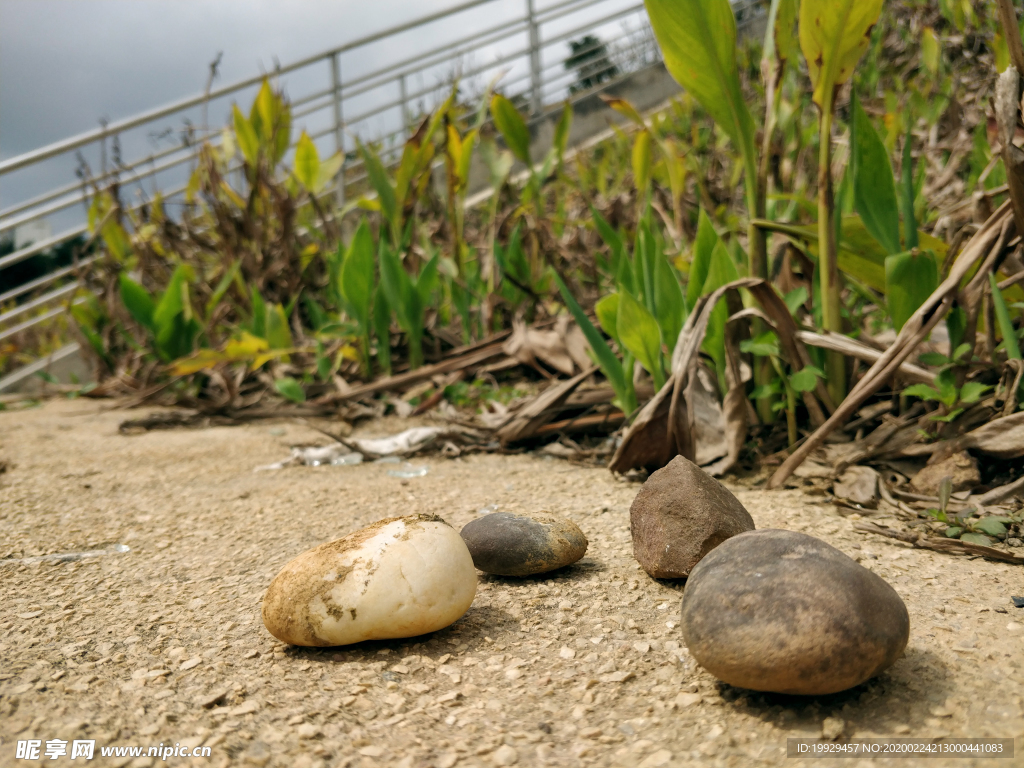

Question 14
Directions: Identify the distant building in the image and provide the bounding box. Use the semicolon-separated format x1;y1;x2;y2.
14;220;52;250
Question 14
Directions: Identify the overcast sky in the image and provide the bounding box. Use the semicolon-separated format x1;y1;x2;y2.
0;0;645;227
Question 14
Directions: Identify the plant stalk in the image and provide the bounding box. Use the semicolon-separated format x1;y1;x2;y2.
817;106;846;404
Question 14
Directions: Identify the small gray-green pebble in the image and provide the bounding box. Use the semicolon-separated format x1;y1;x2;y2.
460;511;587;576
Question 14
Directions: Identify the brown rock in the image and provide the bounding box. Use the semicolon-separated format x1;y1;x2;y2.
629;456;754;578
681;529;910;695
910;450;980;495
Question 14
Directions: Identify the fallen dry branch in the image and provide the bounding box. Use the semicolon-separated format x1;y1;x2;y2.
768;201;1015;489
495;367;597;445
978;475;1024;505
896;410;1024;460
795;330;935;385
118;405;343;433
315;340;509;404
854;521;1024;564
533;409;625;438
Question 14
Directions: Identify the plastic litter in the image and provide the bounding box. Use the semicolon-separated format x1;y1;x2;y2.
477;504;499;515
1;544;130;566
348;427;445;457
255;444;362;471
387;463;429;479
374;456;402;464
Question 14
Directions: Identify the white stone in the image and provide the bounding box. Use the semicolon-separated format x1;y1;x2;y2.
261;514;477;646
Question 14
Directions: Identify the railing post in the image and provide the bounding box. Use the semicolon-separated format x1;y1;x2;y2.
398;74;410;141
330;51;346;211
526;0;542;115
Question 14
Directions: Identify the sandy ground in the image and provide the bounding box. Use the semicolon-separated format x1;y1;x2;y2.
1;397;1023;768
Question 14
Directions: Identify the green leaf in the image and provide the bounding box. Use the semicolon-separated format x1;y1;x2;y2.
918;352;949;367
903;383;941;401
274;377;306;403
799;0;884;109
554;274;629;406
935;368;958;407
952;341;972;361
553;101;573;160
784;286;809;316
790;365;825;392
617;291;665;390
921;27;941;76
266;303;293;350
595;293;621;342
990;273;1023;360
938;476;952;512
645;0;756;189
357;140;398;237
153;265;189;342
272;98;292;166
490;94;531;165
901;129;919;251
632;130;652;194
930;407;964;423
316;152;344;193
947;307;967;356
686;209;718;308
654;253;685;354
960;533;993;546
750;381;783;399
293;131;320;191
340;218;375;330
602;96;645;126
974;517;1007;536
774;0;800;70
101;220;131;262
944;526;962;538
205;260;240;323
740;331;781;358
250;80;272;142
851;93;900;256
701;238;739;393
304;295;328;332
118;274;156;335
378;242;414;333
958;381;991;404
590;205;625;274
373;284;392;375
233;105;260;166
250;285;267;340
885;250;938;332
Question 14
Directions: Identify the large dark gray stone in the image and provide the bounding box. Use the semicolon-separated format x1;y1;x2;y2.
459;512;587;576
630;455;754;578
680;529;910;695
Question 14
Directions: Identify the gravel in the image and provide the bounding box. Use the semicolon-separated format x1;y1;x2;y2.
1;398;1022;767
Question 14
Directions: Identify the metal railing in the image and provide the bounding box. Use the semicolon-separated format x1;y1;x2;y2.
0;0;766;374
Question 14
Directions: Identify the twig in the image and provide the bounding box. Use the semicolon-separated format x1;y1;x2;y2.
978;475;1024;505
854;521;1024;564
795;330;935;385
